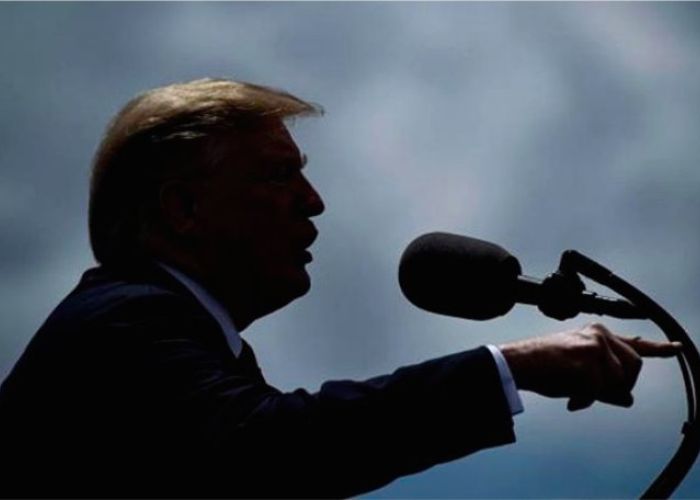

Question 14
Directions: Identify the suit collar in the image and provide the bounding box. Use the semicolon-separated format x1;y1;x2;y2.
155;261;243;357
78;259;192;297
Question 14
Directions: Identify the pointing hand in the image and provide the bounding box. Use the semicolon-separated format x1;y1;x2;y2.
499;323;682;411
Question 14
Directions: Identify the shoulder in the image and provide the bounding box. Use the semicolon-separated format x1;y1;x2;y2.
63;271;198;322
0;266;227;406
39;265;219;347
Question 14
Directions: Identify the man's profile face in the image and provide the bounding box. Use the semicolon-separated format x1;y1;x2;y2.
193;119;325;318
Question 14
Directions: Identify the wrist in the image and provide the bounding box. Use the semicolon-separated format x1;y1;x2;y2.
498;341;534;392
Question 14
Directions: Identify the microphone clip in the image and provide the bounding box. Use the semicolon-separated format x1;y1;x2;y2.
538;268;585;321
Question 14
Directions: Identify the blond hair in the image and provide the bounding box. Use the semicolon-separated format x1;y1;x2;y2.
88;78;322;266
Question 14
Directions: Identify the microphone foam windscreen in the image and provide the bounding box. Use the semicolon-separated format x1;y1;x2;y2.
398;232;522;320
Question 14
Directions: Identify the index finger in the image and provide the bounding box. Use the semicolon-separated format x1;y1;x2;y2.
617;336;683;358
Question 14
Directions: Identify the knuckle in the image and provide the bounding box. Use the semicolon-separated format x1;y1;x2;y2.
589;322;611;336
577;328;597;343
585;331;608;355
594;331;608;347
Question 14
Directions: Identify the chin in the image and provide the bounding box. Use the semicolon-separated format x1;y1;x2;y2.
268;267;312;311
289;267;312;297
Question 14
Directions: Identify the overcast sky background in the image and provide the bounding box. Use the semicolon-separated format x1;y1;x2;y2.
1;2;699;497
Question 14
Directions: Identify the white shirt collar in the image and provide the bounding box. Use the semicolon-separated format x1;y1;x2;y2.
156;261;243;357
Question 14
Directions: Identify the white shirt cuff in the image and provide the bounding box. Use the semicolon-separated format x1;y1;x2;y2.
486;344;524;416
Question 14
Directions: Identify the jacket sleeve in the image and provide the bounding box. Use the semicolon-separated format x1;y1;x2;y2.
106;294;516;498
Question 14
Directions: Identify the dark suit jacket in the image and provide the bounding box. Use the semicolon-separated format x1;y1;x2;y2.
0;262;515;498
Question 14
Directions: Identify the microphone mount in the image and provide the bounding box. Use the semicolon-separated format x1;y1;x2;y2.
544;249;700;498
516;261;647;321
537;267;587;320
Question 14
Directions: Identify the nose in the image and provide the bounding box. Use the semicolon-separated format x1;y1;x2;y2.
299;175;325;218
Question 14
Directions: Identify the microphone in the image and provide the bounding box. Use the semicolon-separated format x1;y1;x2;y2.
398;232;645;321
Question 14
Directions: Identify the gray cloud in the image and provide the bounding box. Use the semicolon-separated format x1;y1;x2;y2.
1;2;699;497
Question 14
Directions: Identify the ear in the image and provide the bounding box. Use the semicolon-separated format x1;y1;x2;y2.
158;180;199;236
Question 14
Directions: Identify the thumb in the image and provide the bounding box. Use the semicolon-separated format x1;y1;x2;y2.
568;396;595;412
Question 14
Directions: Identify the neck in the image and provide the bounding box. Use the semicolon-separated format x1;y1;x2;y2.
154;252;258;332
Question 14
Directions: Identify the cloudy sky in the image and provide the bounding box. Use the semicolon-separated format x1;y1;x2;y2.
1;2;699;497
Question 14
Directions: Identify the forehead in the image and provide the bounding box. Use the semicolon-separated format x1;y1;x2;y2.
221;119;301;163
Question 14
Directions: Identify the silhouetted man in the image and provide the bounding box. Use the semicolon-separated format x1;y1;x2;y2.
0;79;681;498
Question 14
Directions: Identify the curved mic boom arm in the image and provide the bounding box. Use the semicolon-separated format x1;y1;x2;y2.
556;250;700;499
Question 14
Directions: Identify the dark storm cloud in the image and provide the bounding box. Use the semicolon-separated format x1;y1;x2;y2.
1;2;699;497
